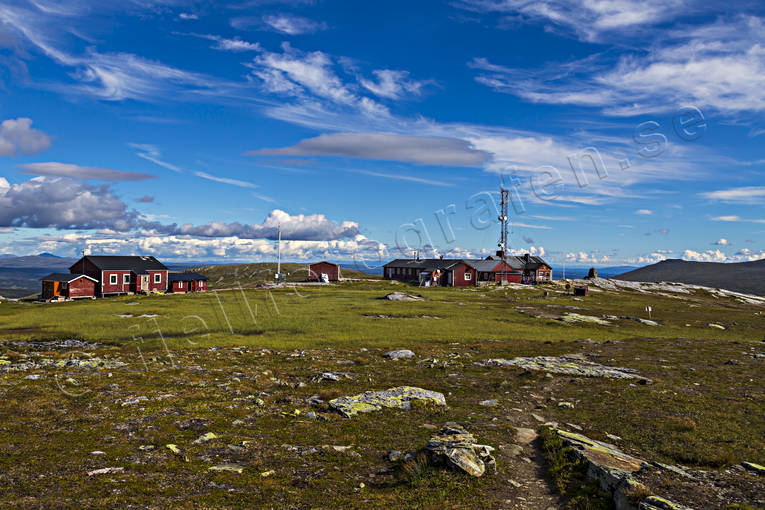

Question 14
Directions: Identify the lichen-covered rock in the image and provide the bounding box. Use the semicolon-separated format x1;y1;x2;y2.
742;461;765;475
425;423;495;477
0;357;126;373
329;386;446;418
638;496;695;510
478;355;643;379
560;313;611;325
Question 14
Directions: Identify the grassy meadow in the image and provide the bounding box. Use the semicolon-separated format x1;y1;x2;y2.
0;279;762;508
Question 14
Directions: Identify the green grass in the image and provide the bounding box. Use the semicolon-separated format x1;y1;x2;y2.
0;280;763;507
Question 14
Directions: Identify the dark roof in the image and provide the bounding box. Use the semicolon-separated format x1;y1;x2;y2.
383;258;464;271
464;259;506;272
40;273;97;283
73;255;168;272
168;272;209;282
385;254;551;272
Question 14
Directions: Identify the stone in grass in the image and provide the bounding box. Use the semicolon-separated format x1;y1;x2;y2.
479;399;498;407
329;386;446;418
741;461;765;475
193;432;218;444
638;496;695;510
479;355;644;380
208;464;244;474
384;292;424;301
383;349;415;359
708;323;726;330
174;417;210;431
87;467;124;476
425;423;496;477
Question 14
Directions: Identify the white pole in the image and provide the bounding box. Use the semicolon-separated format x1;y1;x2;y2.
277;223;281;279
563;251;566;281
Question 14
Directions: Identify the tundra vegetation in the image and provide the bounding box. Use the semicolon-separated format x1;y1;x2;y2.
0;275;762;509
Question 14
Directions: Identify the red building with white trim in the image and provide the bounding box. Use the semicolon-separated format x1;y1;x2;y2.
68;255;169;296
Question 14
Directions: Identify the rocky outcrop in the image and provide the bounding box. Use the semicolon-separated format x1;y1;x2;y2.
478;355;644;380
383;349;415;359
329;386;446;418
547;427;697;510
425;423;496;477
384;292;424;301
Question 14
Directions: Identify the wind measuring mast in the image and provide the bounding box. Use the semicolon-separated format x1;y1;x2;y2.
497;187;509;257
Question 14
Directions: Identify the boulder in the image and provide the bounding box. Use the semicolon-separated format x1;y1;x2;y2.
638;496;694;510
425;423;495;477
329;386;446;418
383;349;415;359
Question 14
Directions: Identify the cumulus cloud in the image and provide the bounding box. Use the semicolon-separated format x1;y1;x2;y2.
682;249;727;262
248;132;490;167
713;238;730;245
0;177;138;230
0;118;52;156
19;162;154;181
148;209;359;241
700;186;765;204
262;14;326;35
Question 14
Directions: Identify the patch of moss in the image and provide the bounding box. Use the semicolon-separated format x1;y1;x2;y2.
539;426;615;510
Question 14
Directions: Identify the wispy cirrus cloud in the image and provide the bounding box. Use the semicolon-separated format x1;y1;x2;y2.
359;69;430;100
261;14;326;35
127;143;182;172
469;15;765;116
701;186;765;204
181;32;261;52
19;162;155;181
194;170;257;189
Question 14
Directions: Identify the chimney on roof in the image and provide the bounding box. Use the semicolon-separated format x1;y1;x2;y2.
524;253;530;263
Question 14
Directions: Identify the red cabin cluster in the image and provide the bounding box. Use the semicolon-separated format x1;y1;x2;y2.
383;253;552;287
41;255;207;301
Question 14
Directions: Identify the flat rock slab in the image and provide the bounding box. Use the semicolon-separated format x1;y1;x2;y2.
329;386;446;418
478;355;642;379
384;292;424;301
384;349;415;359
560;313;611;325
557;429;644;474
639;496;694;510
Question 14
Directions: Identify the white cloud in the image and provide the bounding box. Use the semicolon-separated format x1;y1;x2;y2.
184;33;261;52
711;215;765;224
700;186;765;204
713;238;730;245
0;118;52;156
147;209;359;241
19;162;154;181
455;0;692;42
469;15;765;116
635;209;653;215
248;132;490;167
359;70;429;99
178;13;198;20
262;14;326;35
127;143;182;172
682;248;728;262
349;169;454;187
0;177;138;230
194;171;257;189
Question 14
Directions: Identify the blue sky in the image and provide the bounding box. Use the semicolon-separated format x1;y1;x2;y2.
0;0;764;268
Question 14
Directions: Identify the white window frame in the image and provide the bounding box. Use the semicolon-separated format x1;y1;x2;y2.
154;273;161;284
109;274;117;285
464;271;472;281
178;281;184;288
123;274;130;284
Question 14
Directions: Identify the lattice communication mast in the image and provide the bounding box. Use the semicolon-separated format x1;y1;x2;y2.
497;187;509;257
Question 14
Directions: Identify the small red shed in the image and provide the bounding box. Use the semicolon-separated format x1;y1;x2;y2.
308;261;341;282
168;272;209;293
40;273;96;301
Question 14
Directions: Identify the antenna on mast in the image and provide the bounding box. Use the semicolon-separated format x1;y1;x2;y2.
497;187;509;257
275;223;283;284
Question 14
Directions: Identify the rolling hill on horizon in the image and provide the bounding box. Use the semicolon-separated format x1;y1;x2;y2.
615;258;765;296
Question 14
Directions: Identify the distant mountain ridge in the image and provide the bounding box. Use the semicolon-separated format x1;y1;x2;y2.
614;258;765;296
